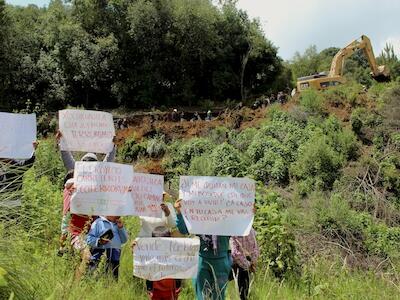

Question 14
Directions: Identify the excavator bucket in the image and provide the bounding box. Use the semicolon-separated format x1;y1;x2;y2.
371;65;391;82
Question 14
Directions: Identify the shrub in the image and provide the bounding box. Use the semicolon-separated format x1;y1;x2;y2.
209;143;246;177
300;89;325;114
188;155;213;176
254;191;299;279
118;137;147;162
208;126;229;144
291;134;343;191
146;135;166;158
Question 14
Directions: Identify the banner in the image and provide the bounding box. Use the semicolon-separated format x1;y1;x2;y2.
131;173;164;217
133;238;199;281
59;109;115;154
179;176;255;236
0;112;36;159
71;162;134;216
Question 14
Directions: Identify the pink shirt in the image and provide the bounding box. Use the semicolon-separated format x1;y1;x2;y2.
230;228;260;270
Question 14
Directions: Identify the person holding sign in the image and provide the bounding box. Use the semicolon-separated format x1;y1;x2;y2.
138;192;176;238
174;199;231;300
55;130;116;171
0;141;38;205
86;216;128;279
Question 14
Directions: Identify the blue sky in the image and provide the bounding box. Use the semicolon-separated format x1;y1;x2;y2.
6;0;400;60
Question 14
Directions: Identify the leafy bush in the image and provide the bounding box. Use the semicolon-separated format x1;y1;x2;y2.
208;126;230;144
291;134;343;192
146;135;167;158
118;137;147;162
209;143;246;177
228;127;258;152
188;155;213;176
300;89;325;114
254;191;299;279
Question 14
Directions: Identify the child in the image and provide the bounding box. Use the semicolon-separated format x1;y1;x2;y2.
230;227;259;300
174;200;231;300
86;216;128;279
146;226;181;300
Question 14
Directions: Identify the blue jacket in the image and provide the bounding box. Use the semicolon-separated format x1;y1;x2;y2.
86;217;128;250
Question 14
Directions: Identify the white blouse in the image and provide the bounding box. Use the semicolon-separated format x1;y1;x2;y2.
138;202;177;237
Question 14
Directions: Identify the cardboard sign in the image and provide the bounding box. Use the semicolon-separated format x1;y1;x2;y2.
70;162;133;216
133;238;199;281
59;109;115;154
131;173;164;217
179;176;255;236
0;112;36;159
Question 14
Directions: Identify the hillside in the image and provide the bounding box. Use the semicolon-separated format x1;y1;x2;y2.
1;81;399;299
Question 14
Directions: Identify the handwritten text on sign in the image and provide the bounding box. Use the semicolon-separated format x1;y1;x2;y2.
133;238;199;281
0;112;36;159
59;109;115;154
179;176;255;236
131;173;164;217
71;162;134;216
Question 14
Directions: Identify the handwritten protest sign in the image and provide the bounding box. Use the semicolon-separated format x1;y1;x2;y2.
0;112;36;159
59;109;115;154
179;176;255;236
133;238;199;281
131;173;164;217
71;162;134;216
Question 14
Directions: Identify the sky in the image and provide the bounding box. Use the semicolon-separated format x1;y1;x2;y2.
6;0;400;60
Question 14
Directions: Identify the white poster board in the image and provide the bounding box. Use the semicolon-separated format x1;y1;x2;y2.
0;112;36;159
179;176;255;236
131;173;164;217
71;162;134;216
133;238;199;281
59;109;115;154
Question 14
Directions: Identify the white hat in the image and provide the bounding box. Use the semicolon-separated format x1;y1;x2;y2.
173;109;178;112
81;153;98;162
65;178;74;188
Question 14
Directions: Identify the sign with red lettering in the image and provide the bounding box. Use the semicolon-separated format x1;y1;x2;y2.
71;162;134;216
179;176;255;236
133;237;200;280
131;173;164;217
0;112;36;159
59;109;115;154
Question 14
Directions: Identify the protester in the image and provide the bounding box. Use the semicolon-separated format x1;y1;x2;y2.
230;227;260;300
174;199;231;300
0;141;38;206
55;131;116;172
86;216;128;279
144;226;182;300
58;170;75;256
138;192;176;238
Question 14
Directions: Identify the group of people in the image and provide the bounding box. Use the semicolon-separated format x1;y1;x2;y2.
54;130;259;300
1;121;260;300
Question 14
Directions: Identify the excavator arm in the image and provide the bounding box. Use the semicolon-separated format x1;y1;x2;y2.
329;35;390;81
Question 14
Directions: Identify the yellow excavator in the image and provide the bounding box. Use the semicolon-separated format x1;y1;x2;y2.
296;35;390;92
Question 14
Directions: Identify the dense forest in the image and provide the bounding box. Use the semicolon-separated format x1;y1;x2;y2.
0;0;288;110
1;0;399;112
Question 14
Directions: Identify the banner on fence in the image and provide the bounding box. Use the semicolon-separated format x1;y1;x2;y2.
179;176;255;236
133;237;199;281
0;112;36;159
131;173;164;218
71;162;133;215
59;109;115;154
